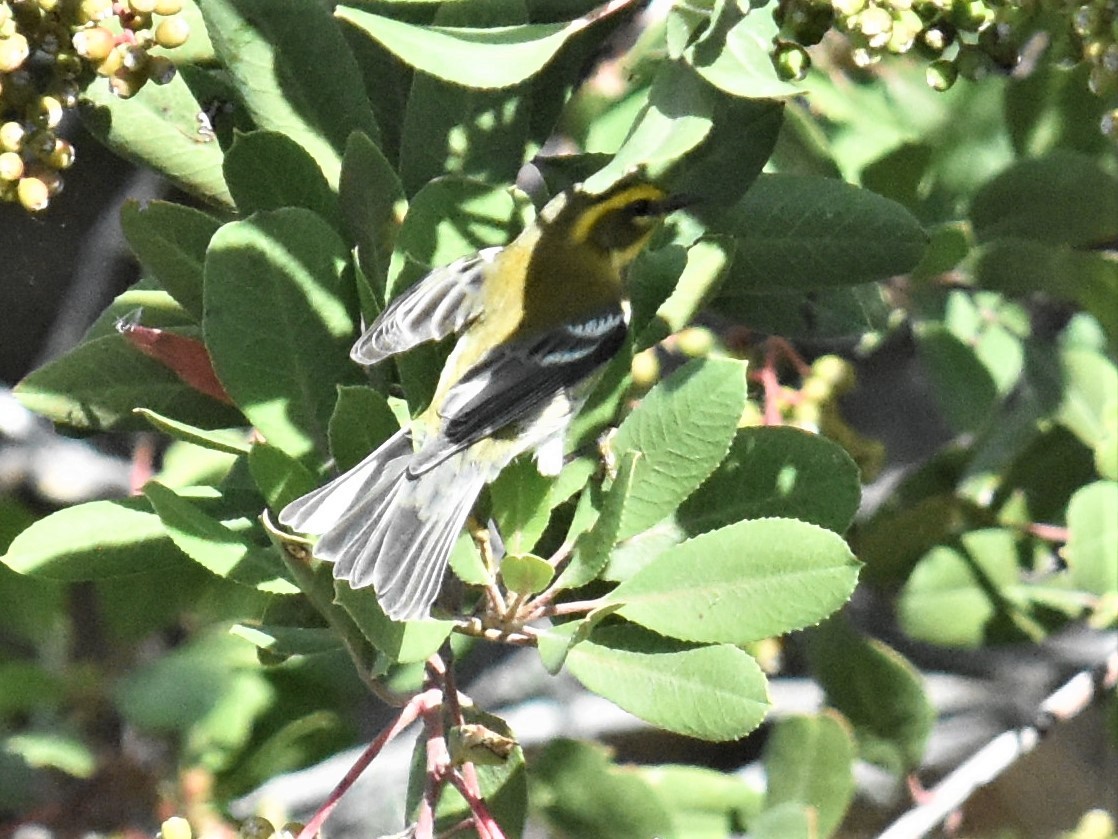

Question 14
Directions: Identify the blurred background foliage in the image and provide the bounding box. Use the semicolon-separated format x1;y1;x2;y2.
0;0;1115;836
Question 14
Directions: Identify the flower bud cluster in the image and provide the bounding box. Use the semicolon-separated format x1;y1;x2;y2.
0;0;190;211
772;0;1117;137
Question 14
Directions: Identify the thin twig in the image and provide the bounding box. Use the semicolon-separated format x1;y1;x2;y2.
296;688;442;839
452;617;539;646
449;767;505;839
526;596;609;622
878;650;1118;839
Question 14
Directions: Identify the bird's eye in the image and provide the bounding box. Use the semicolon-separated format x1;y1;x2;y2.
627;198;655;217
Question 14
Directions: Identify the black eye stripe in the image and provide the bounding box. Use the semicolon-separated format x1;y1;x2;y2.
627;198;656;217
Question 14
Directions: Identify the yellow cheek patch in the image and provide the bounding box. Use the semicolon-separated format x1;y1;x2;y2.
570;182;669;246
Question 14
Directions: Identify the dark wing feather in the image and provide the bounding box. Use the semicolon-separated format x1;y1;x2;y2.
408;307;627;475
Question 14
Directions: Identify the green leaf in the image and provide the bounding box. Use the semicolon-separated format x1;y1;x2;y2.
1065;481;1118;597
491;458;553;557
198;0;381;186
3;732;95;779
1004;63;1113;158
398;1;534;195
115;628;274;772
143;482;299;594
586;61;714;190
565;625;770;741
80;74;233;207
669;95;783;211
640;764;764;838
1056;349;1118;452
0;547;64;646
555;453;636;590
15;333;243;433
328;385;401;472
500;553;554;596
717;283;891;341
763;712;855;839
229;623;341;657
608;518;860;644
135;409;251;455
334;582;452;663
247;442;319;513
0;662;63;716
806;618;934;773
204;208;359;463
748;801;814;839
79;279;197;342
715;173;928;293
634;236;733;348
915;322;999;436
969;151;1118;248
223;130;341;227
531;739;675;839
685;7;802;99
974;240;1118;352
157;440;240;489
678;426;862;536
388;177;522;297
336;0;640;91
1;497;188;580
611;357;747;541
339;130;405;292
898;528;1023;647
120;200;222;320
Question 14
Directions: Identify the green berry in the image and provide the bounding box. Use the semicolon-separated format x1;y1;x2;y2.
72;26;116;62
159;817;193;839
888;8;924;51
17;175;49;212
920;22;956;53
631;348;661;389
96;45;125;76
154;15;190;49
32;95;63;130
78;0;114;22
926;57;959;89
0;151;24;182
154;0;184;12
0;31;30;72
238;816;276;839
950;0;994;31
858;5;894;36
774;39;812;79
811;354;855;390
676;326;716;357
833;0;867;17
0;121;25;152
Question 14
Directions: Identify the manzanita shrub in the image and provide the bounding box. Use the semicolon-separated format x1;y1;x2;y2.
1;0;1114;835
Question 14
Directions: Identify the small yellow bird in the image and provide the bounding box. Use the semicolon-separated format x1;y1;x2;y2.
280;174;686;620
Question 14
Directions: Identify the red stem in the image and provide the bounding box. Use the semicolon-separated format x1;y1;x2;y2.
296;688;441;839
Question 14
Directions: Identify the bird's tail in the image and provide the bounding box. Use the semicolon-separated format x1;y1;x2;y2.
279;429;488;621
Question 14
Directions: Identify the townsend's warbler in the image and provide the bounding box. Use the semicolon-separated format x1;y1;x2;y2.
279;174;687;621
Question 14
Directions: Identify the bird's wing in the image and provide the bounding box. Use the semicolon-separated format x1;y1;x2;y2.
408;306;628;475
349;247;497;365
